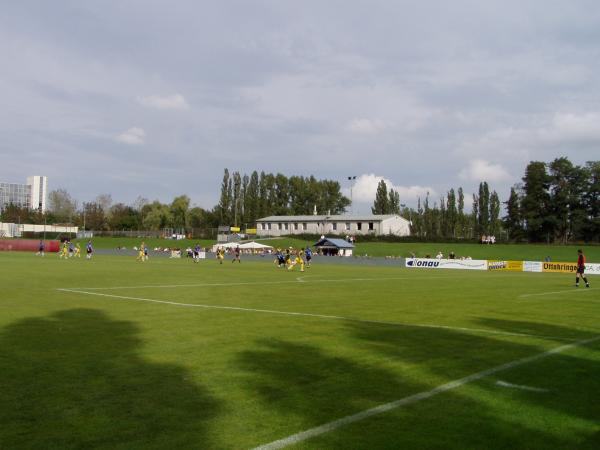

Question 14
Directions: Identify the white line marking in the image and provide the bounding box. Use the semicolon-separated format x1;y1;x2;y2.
496;380;548;392
59;275;457;291
520;288;595;298
251;335;600;450
56;288;578;341
296;277;306;283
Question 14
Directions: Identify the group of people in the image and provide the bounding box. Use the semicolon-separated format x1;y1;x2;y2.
480;235;496;244
54;240;94;259
274;247;312;272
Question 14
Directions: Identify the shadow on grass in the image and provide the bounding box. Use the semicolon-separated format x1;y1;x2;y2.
239;319;600;449
0;309;219;450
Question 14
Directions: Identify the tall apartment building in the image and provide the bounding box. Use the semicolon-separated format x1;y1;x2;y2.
0;176;48;213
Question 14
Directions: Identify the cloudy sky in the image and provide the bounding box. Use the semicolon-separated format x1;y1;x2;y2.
1;1;599;212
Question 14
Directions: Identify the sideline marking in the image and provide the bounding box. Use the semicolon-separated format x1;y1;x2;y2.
520;288;595;298
496;380;548;392
251;335;600;450
56;288;578;342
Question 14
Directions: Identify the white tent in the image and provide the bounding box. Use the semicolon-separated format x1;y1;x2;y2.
238;241;273;250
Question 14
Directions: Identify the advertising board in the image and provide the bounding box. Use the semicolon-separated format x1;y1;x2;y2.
487;260;524;271
541;261;600;275
523;261;543;273
542;261;580;273
405;258;487;270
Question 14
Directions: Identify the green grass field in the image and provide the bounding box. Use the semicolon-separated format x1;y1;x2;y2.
1;251;599;449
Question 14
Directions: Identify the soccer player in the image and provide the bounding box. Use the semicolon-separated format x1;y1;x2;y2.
36;240;45;257
59;241;69;259
232;245;241;263
304;247;312;267
86;241;94;259
137;242;146;262
68;241;75;258
288;249;305;272
217;247;224;264
74;243;81;258
193;244;201;263
576;249;590;288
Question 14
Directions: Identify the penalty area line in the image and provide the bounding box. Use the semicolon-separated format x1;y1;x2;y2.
251;334;600;450
56;288;579;342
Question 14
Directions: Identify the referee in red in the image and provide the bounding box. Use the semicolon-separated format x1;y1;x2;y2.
576;249;590;288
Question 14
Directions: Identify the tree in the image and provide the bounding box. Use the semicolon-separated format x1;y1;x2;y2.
81;202;106;230
217;169;232;225
503;186;524;240
245;171;260;224
170;195;190;231
489;191;501;237
48;189;77;223
477;182;490;235
446;188;457;237
457;187;465;238
108;203;140;230
521;161;552;242
388;189;401;214
371;180;389;214
142;201;173;230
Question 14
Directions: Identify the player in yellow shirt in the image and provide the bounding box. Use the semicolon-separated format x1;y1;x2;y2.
287;249;305;272
137;242;146;262
216;247;225;264
59;241;69;259
74;243;81;258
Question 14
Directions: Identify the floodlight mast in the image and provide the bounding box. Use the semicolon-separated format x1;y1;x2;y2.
347;176;357;214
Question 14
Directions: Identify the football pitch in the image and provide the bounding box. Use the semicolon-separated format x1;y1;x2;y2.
1;252;599;449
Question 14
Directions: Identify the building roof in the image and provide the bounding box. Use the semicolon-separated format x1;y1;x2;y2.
257;214;406;222
314;237;355;248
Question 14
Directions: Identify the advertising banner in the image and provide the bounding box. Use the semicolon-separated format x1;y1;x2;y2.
487;260;524;271
523;261;543;273
542;261;600;275
405;258;487;270
585;263;600;275
542;261;580;273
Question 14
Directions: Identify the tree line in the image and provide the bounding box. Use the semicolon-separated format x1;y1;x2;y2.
368;157;598;242
372;180;502;240
1;159;597;242
0;169;349;235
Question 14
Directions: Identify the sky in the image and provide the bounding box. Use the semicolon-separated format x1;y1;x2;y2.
1;0;599;213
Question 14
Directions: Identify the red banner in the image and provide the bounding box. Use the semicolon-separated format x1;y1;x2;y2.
0;239;60;252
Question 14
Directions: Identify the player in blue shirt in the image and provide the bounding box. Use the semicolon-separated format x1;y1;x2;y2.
304;247;313;267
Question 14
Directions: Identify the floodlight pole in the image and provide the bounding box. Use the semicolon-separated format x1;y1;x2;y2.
347;176;356;214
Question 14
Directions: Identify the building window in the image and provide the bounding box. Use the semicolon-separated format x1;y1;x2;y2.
357;223;362;231
302;223;307;230
345;222;350;231
284;223;289;230
268;223;272;230
278;223;283;230
332;223;337;231
294;223;299;230
369;222;374;231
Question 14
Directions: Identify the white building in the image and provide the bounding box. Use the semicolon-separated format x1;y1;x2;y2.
0;176;48;213
256;214;411;237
